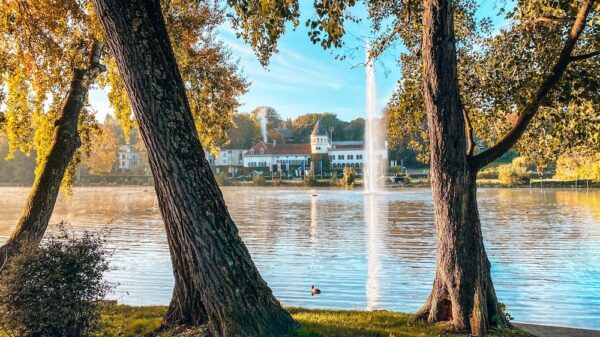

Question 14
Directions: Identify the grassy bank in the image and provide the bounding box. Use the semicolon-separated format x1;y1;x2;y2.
97;303;528;337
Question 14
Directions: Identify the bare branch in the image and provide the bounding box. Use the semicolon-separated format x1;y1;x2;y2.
569;50;600;62
472;0;594;169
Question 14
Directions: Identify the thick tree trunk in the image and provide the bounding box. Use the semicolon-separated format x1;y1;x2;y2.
91;1;295;336
415;1;506;336
0;43;104;263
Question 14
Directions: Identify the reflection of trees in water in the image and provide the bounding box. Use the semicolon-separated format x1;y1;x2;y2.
478;189;594;252
555;190;600;222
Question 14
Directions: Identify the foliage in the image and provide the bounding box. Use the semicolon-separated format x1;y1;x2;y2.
225;113;262;149
492;303;514;326
0;0;102;189
0;225;113;337
215;171;233;186
330;171;340;186
291;113;364;143
252;173;267;186
387;1;599;165
554;153;600;182
85;123;117;175
303;174;318;187
104;1;249;154
1;0;248;185
228;0;599;165
477;167;499;180
0;136;35;185
497;157;530;186
341;167;356;187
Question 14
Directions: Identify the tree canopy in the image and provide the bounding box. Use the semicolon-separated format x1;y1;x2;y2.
0;0;249;184
228;0;599;166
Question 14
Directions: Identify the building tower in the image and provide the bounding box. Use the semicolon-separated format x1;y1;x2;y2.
310;119;329;154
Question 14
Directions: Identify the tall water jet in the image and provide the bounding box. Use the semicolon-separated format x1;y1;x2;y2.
364;43;385;192
256;107;268;142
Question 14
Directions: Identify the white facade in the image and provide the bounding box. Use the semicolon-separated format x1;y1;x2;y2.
328;141;388;170
242;121;388;171
310;119;329;154
118;145;140;170
206;149;244;166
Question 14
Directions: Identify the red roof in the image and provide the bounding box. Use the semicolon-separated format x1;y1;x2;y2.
330;144;364;150
244;141;311;156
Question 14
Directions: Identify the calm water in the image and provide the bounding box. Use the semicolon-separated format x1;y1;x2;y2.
0;187;599;329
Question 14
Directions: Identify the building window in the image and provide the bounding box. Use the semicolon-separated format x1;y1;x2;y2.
338;155;344;160
348;154;353;160
357;154;363;160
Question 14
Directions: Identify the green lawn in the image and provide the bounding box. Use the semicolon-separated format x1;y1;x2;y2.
96;303;529;337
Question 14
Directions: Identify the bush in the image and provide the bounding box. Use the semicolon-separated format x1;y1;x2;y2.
497;163;529;185
341;167;356;187
252;174;267;186
330;171;340;186
0;225;113;337
215;171;232;186
477;167;499;180
303;174;318;187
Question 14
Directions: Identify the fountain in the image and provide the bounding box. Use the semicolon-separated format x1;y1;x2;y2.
364;42;387;310
364;43;385;193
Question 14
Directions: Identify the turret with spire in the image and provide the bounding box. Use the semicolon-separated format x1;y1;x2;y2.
310;119;329;154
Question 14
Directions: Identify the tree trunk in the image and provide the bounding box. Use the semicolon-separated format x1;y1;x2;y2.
90;1;295;336
0;43;105;263
415;1;506;336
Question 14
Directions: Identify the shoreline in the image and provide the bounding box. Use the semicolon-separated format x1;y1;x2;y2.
1;182;598;189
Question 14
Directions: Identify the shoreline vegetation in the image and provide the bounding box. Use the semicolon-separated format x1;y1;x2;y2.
97;302;529;337
1;178;597;189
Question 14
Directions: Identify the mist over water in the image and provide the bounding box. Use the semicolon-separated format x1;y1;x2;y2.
1;186;599;329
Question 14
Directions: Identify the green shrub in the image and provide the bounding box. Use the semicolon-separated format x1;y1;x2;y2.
0;225;113;337
342;167;356;187
252;174;267;186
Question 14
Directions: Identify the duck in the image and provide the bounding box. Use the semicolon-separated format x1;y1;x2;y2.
311;285;321;296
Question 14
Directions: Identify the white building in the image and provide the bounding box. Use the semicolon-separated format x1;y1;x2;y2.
118;145;141;170
205;149;245;174
243;140;310;169
243;120;388;171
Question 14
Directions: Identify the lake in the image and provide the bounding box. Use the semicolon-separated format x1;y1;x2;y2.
0;186;599;329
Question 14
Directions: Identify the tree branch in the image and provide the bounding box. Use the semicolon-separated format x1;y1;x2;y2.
533;15;576;24
472;0;594;169
569;50;600;62
463;109;475;156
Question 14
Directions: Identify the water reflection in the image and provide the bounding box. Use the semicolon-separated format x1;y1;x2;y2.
365;193;386;310
0;187;599;329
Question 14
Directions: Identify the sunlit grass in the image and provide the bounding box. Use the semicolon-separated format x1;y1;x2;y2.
93;303;529;337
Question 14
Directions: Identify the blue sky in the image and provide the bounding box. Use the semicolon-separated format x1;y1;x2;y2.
89;0;506;123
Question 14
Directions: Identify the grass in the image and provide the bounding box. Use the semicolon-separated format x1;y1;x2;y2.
95;303;529;337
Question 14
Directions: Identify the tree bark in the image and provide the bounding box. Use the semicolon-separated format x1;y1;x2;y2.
90;0;295;336
415;1;506;336
0;42;105;263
